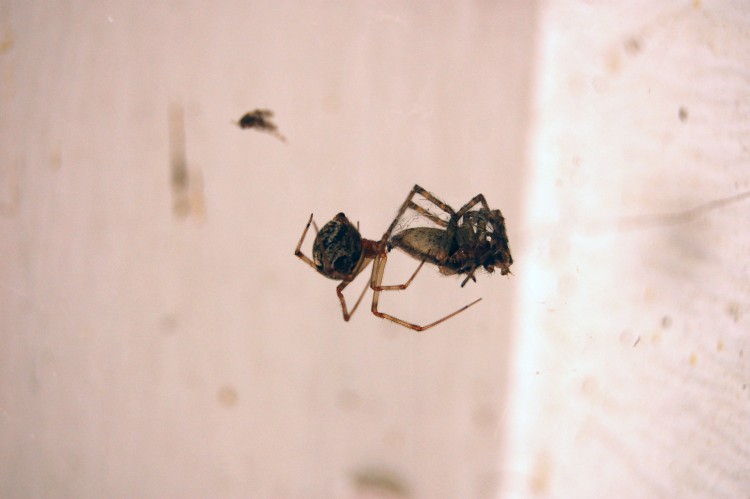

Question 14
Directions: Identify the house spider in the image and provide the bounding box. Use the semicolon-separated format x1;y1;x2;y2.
294;212;382;321
294;185;512;332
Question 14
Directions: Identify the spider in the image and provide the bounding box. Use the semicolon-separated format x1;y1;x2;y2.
294;185;512;332
294;212;381;321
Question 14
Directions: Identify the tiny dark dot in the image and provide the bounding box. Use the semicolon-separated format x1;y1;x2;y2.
624;37;642;55
678;107;688;122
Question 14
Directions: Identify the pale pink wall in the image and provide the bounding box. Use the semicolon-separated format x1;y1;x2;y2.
0;2;535;497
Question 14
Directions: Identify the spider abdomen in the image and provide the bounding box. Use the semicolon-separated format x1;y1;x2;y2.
312;213;363;280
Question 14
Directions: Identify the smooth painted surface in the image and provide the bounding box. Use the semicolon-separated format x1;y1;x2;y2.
0;2;534;497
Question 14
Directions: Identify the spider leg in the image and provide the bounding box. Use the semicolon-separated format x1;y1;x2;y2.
297;214;373;321
460;266;480;287
407;201;449;227
455;194;491;219
336;258;373;321
381;185;456;247
294;213;318;270
381;186;427;244
403;185;457;228
370;250;481;332
371;256;426;291
454;194;493;250
413;185;456;215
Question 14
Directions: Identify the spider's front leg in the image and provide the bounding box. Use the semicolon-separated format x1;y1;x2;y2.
294;213;318;270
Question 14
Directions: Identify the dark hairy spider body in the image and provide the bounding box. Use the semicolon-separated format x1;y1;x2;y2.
313;213;367;279
295;185;512;332
295;213;380;320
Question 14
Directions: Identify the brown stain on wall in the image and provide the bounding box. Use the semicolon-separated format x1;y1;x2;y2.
217;385;238;408
169;105;205;220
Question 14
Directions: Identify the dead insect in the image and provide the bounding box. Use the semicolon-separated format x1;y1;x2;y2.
386;187;513;287
366;185;512;330
235;109;286;142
